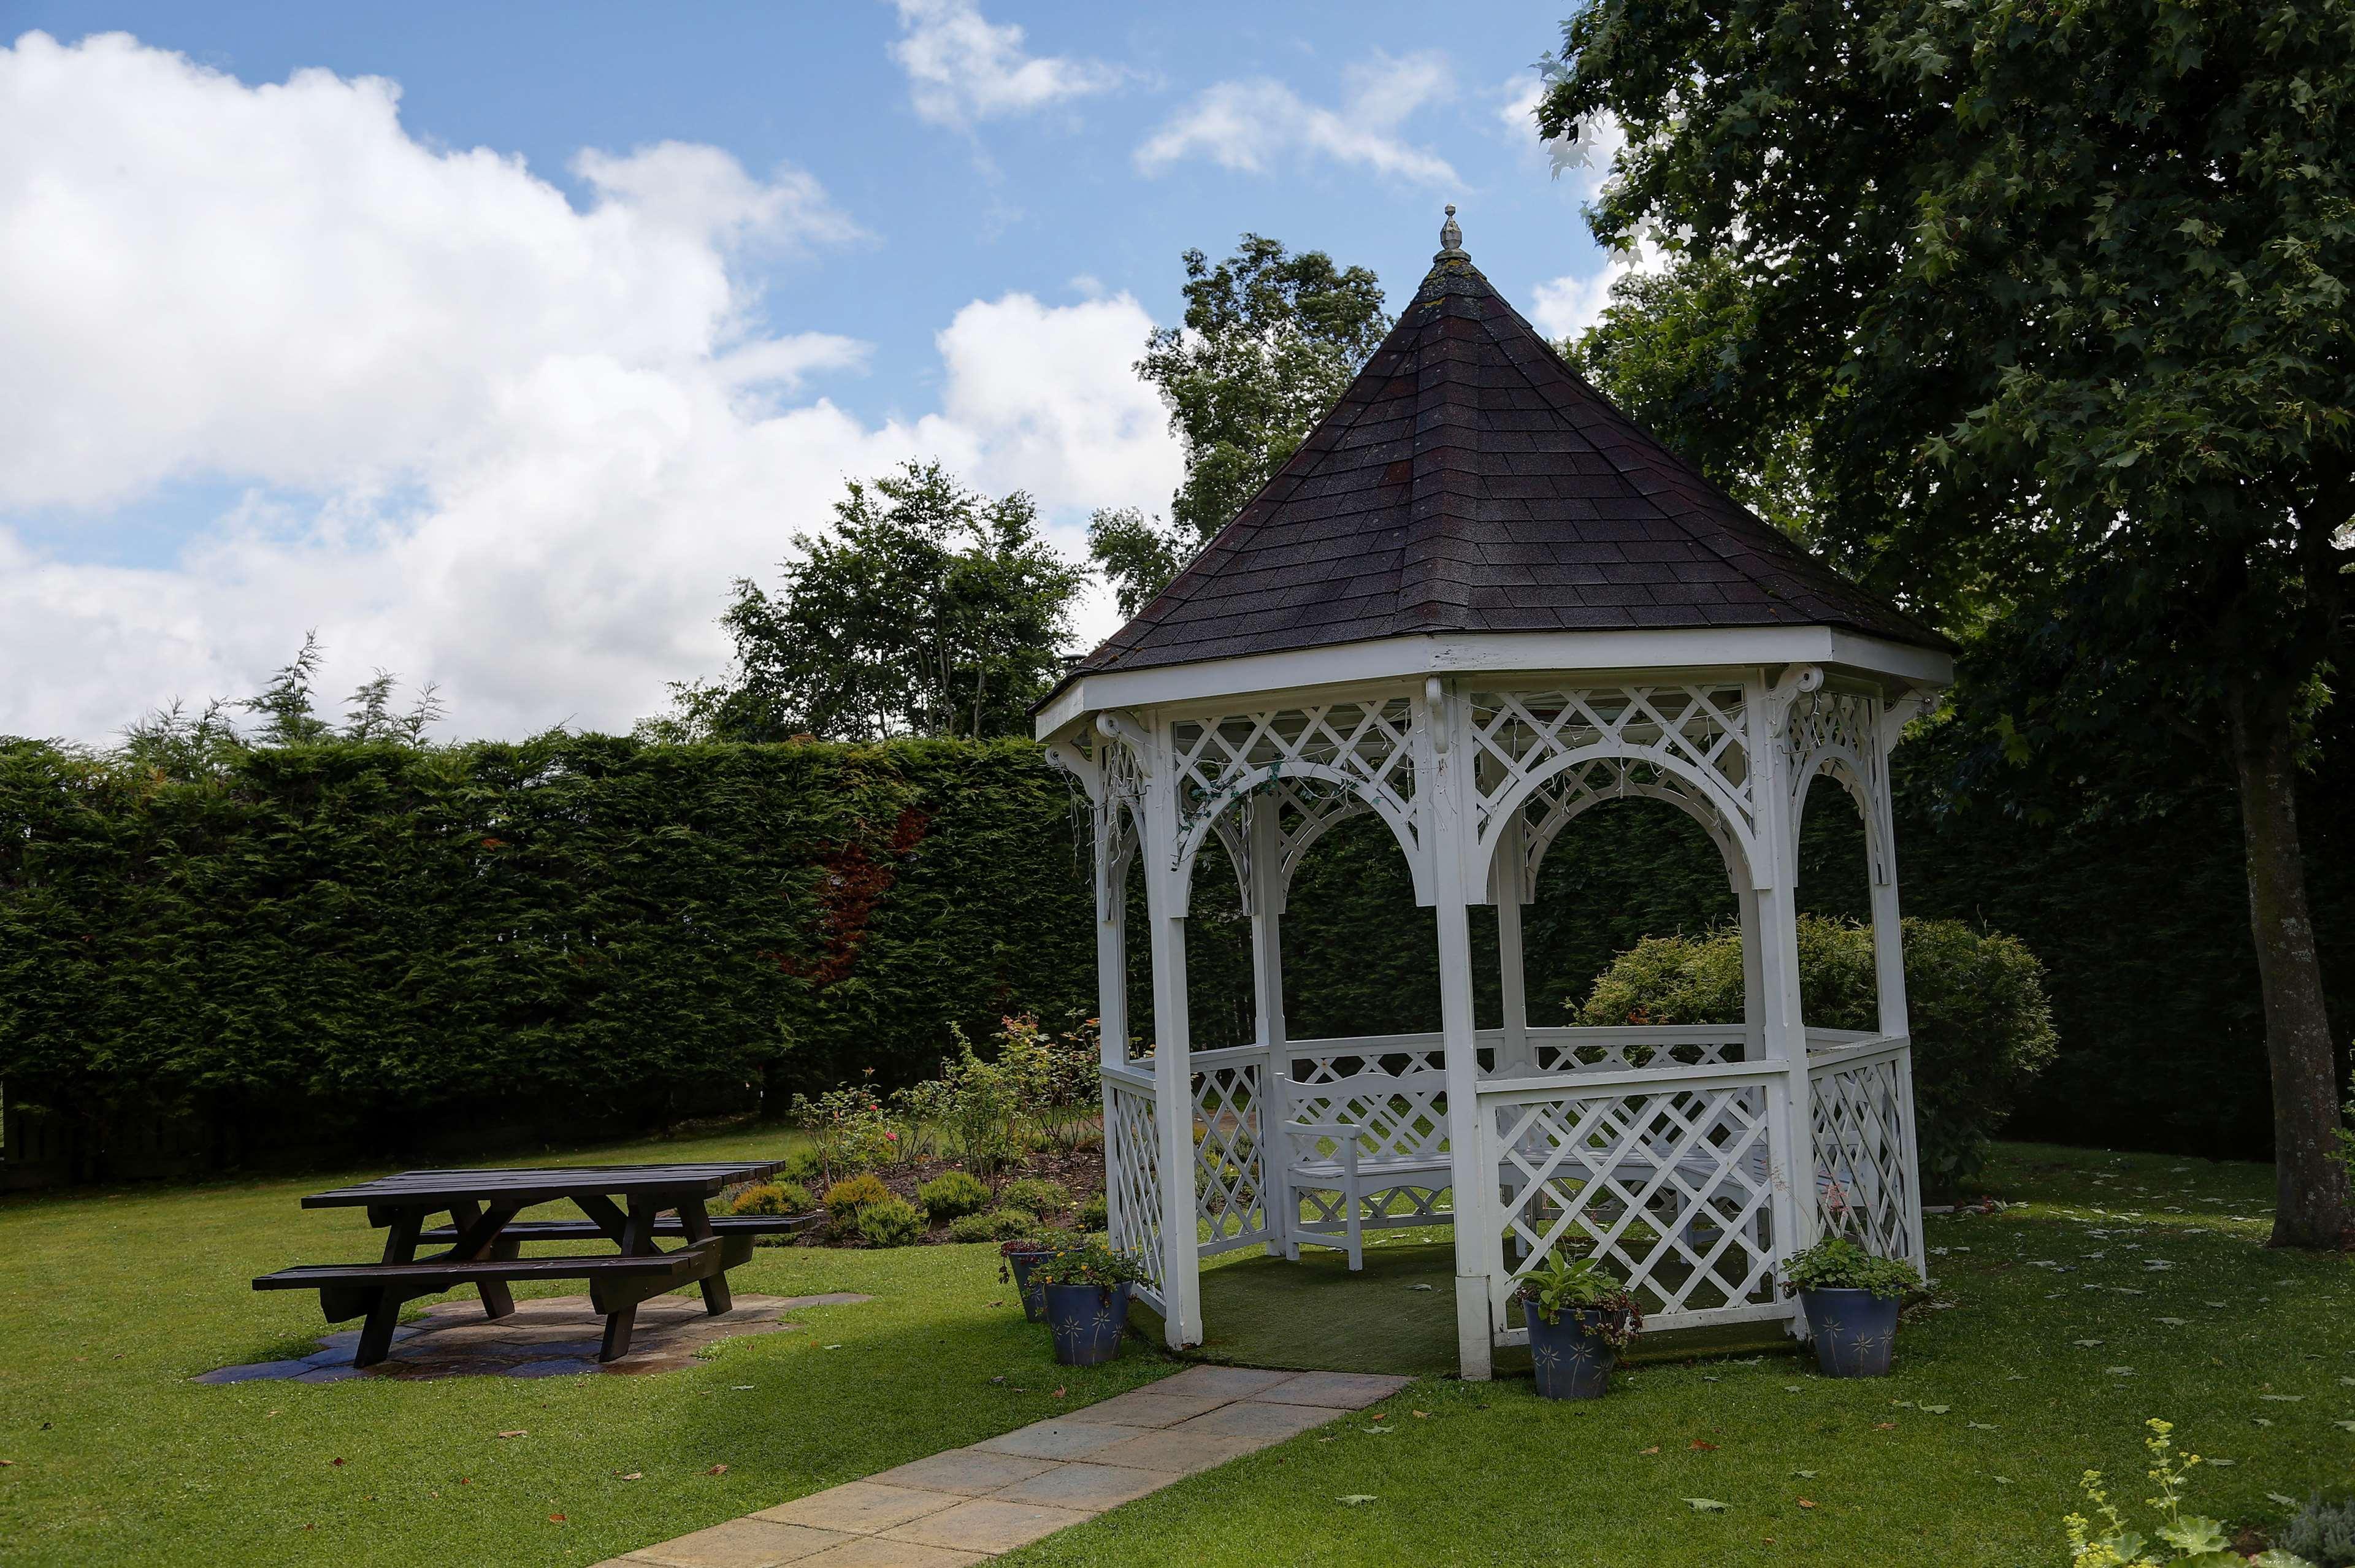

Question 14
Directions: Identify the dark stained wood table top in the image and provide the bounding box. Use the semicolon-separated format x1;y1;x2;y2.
300;1161;786;1210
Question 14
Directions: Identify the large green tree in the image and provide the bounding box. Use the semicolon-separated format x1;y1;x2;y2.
655;461;1087;744
1090;235;1390;614
1540;0;2354;1242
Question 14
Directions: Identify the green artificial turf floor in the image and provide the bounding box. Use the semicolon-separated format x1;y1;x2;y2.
1;1136;2350;1567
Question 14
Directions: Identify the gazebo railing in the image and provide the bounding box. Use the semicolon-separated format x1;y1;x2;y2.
1476;1055;1791;1340
1101;1061;1168;1312
1806;1034;1923;1271
1151;1025;1921;1331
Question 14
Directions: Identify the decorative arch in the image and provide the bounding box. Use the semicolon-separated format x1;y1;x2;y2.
1785;688;1892;887
1472;742;1763;898
1514;771;1753;903
1171;760;1430;915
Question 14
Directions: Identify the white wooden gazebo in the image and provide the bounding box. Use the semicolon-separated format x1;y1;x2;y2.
1036;213;1953;1379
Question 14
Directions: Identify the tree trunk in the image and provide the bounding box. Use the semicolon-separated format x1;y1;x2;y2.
2224;673;2350;1249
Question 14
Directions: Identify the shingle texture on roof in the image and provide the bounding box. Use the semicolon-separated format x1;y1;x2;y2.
1068;247;1948;681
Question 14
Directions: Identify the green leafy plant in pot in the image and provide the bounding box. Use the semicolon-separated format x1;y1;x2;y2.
1027;1241;1151;1366
1782;1236;1922;1378
997;1231;1070;1323
1516;1252;1642;1399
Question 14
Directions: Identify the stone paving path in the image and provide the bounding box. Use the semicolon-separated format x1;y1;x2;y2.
596;1364;1411;1567
197;1293;871;1383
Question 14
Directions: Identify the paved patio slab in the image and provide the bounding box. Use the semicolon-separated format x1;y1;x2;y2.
600;1364;1412;1567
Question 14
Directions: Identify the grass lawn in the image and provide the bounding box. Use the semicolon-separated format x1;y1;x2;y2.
2;1136;2350;1567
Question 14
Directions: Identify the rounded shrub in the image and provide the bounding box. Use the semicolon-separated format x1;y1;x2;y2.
728;1181;814;1217
999;1176;1071;1215
1575;914;2056;1199
916;1169;992;1222
944;1206;1038;1243
1079;1192;1108;1232
824;1171;894;1227
856;1195;925;1248
777;1147;825;1186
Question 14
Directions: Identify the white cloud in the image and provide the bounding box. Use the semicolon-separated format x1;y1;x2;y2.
886;0;1125;127
1136;51;1458;186
1528;230;1669;343
0;31;1177;744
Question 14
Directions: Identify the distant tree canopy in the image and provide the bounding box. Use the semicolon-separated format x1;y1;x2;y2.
1090;234;1390;616
1539;0;2355;1244
651;461;1089;744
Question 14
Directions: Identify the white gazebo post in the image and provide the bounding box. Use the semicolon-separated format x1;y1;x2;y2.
1757;665;1826;1312
1247;793;1291;1258
1036;208;1951;1379
1139;716;1204;1348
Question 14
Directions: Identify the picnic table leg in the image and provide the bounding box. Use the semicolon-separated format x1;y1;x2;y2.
354;1207;424;1368
597;1197;656;1362
678;1197;732;1316
445;1199;518;1321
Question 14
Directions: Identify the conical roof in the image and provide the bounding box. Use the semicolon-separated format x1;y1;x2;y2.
1069;226;1948;683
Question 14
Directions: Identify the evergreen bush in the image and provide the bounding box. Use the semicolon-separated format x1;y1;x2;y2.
822;1172;892;1226
998;1176;1070;1215
944;1206;1036;1242
915;1169;992;1221
855;1195;925;1248
1576;914;2057;1197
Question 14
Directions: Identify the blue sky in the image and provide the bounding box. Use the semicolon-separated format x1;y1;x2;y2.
0;3;1622;740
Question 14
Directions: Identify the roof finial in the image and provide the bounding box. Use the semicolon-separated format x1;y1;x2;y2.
1437;203;1465;259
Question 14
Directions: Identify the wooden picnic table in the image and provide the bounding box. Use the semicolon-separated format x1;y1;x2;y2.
255;1160;807;1367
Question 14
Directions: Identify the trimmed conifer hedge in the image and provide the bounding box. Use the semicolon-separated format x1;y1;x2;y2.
2;717;2348;1180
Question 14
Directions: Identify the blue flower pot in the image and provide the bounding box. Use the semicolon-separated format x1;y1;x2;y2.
1006;1249;1052;1323
1799;1287;1901;1377
1044;1282;1128;1366
1524;1305;1621;1400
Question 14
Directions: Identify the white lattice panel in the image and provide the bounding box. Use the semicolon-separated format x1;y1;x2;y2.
1285;1048;1450;1166
1192;1061;1266;1252
1810;1050;1917;1263
1466;686;1753;861
1168;699;1421;877
1105;1079;1165;1303
1784;687;1890;882
1486;1078;1783;1322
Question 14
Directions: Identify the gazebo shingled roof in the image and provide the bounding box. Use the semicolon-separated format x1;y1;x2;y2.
1066;234;1948;686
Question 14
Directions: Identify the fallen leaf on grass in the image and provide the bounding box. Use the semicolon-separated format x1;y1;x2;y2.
1797;1499;1817;1509
2252;1418;2275;1428
1369;1412;1386;1421
1993;1477;2012;1485
1051;1386;1066;1400
1639;1447;1661;1456
1338;1494;1378;1505
548;1514;566;1524
1412;1410;1428;1419
1362;1426;1392;1436
330;1458;345;1467
1921;1405;1951;1415
2154;1318;2187;1326
619;1472;642;1482
1968;1422;1997;1431
1690;1440;1718;1451
2332;1421;2355;1434
2270;1493;2301;1507
1791;1470;1817;1479
1684;1497;1729;1512
2259;1394;2303;1402
1874;1422;1896;1431
497;1431;527;1439
2208;1458;2237;1466
707;1464;729;1476
2072;1339;2104;1348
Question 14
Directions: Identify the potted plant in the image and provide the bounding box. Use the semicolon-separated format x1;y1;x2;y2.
1516;1252;1642;1400
1782;1236;1923;1378
1027;1241;1151;1366
998;1231;1069;1323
